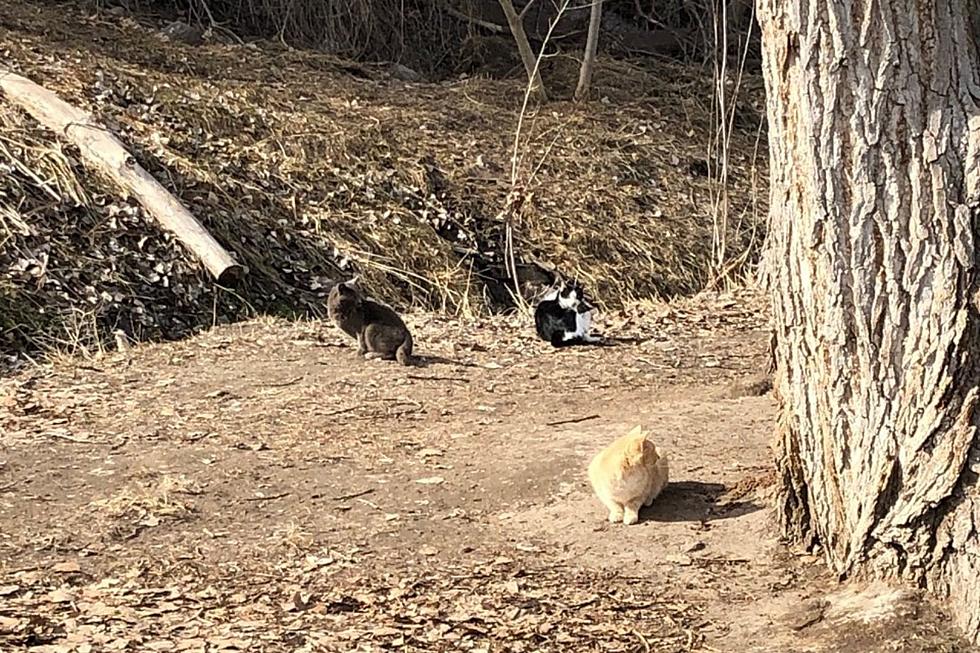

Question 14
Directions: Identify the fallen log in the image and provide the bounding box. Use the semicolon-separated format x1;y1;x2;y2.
0;69;243;285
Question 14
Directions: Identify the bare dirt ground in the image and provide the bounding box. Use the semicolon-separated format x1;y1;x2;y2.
0;290;968;652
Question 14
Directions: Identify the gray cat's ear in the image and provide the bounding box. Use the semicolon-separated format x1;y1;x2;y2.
346;275;361;288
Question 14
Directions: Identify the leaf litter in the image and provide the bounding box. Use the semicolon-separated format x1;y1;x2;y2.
0;289;774;651
0;557;701;652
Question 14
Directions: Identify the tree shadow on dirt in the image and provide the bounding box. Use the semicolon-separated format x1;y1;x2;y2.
642;480;762;524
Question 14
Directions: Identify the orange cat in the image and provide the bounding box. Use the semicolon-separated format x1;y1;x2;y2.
588;425;670;525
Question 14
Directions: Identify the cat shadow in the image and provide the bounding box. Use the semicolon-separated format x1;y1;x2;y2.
597;335;646;346
324;341;476;369
413;355;479;369
551;336;642;349
641;480;762;524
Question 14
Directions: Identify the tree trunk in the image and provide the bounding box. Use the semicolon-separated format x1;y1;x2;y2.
758;0;980;642
497;0;548;102
574;0;602;101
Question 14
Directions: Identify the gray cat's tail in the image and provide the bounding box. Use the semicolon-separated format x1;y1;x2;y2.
396;332;418;366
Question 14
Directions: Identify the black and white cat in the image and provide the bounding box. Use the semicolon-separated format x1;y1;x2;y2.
534;281;601;347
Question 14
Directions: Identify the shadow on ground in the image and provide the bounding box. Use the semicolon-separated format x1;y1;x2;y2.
644;480;763;523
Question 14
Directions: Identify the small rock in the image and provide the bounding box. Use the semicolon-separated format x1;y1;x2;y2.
389;63;423;82
685;541;707;553
721;373;773;399
160;20;205;46
781;598;829;631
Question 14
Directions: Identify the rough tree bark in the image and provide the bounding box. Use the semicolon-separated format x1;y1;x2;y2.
758;0;980;641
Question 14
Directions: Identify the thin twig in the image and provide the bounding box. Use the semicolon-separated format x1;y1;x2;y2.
46;432;110;445
245;492;290;502
331;488;375;501
518;0;539;19
510;0;572;181
320;405;360;417
503;0;572;308
407;374;470;383
633;629;651;653
546;414;600;427
498;0;548;101
267;375;304;387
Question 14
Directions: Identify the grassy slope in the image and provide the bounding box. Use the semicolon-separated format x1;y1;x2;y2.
0;0;767;362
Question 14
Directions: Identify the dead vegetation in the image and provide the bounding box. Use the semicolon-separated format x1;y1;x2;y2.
0;0;766;366
90;472;202;537
126;0;760;76
0;559;704;652
142;0;472;76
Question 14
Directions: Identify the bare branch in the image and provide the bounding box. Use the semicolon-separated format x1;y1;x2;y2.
440;1;508;33
497;0;548;102
518;0;540;20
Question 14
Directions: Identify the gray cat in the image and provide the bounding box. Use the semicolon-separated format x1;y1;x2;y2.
327;278;416;366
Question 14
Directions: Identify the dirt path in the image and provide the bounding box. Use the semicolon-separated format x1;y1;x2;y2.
0;291;967;652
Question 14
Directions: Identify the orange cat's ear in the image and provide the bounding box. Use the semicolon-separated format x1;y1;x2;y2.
626;426;647;455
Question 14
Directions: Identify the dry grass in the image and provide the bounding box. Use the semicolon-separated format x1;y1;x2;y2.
90;472;202;529
138;0;470;75
0;0;768;364
127;0;761;74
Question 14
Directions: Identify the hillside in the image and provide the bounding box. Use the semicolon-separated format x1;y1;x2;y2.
0;0;766;365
